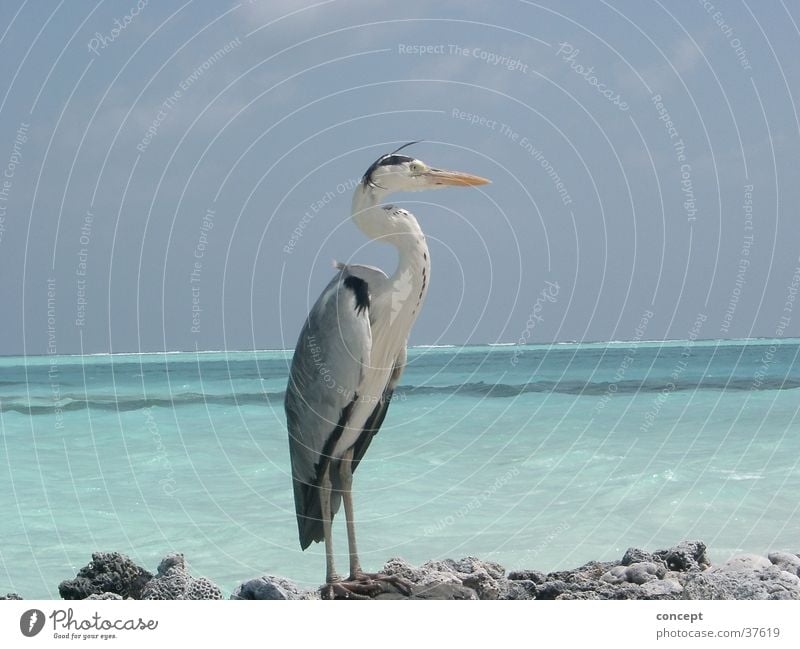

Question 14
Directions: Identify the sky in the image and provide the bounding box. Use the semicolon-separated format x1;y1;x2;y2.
1;0;799;355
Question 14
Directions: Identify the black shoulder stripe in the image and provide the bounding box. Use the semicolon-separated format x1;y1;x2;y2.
317;396;357;473
350;390;393;475
343;275;370;315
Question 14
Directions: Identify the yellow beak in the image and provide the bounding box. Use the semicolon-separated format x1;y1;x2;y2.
424;168;491;187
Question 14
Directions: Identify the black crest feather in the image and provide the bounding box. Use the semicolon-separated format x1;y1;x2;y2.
361;141;424;188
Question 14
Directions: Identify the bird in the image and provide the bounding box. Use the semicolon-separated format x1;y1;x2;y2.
284;142;490;599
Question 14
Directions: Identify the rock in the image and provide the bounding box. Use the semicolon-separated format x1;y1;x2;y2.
600;565;628;585
640;579;684;599
231;576;314;600
1;593;23;600
505;580;538;600
436;557;504;600
683;565;800;600
534;541;800;599
542;582;643;600
371;583;479;600
382;557;463;587
382;556;507;600
58;552;152;600
141;553;222;600
536;561;622;600
626;562;663;585
599;562;660;586
507;569;546;584
535;579;571;599
621;547;656;566
536;544;709;600
654;540;709;572
44;541;800;602
232;557;506;601
397;582;478;600
710;553;772;573
768;552;800;576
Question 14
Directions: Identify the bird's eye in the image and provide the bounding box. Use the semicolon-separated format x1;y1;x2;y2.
409;163;422;174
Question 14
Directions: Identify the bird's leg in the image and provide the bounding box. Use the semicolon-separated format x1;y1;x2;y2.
319;464;340;585
321;448;412;599
340;447;362;579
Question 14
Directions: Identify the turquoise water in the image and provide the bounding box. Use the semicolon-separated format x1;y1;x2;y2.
1;339;798;598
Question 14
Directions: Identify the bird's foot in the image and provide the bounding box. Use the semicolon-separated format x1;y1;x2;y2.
320;572;414;600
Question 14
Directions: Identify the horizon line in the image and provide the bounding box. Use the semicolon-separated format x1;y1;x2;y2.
2;335;796;359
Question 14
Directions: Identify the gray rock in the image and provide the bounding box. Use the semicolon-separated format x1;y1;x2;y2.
626;562;662;585
768;552;800;576
370;582;478;600
683;564;800;600
543;582;645;600
1;593;23;600
535;578;572;599
382;556;506;600
231;576;314;600
504;579;537;600
401;582;478;600
640;579;683;599
536;543;713;600
507;569;546;584
58;552;152;600
141;553;222;600
654;540;709;572
536;561;622;600
229;558;494;600
382;557;462;587
600;565;628;585
434;557;504;600
711;553;772;573
622;547;656;566
600;562;661;586
552;562;666;599
49;541;800;602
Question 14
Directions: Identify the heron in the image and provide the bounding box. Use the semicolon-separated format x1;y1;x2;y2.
285;143;490;598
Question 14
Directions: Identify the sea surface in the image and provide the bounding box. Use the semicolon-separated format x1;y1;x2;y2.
1;339;798;598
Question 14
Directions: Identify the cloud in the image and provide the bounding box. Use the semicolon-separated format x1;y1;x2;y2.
670;34;706;75
237;0;377;31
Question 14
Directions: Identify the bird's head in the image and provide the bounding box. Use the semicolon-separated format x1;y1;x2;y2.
360;142;490;194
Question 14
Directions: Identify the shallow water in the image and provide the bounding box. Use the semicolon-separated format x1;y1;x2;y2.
1;339;798;597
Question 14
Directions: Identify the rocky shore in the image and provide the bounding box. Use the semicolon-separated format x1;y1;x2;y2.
3;541;800;600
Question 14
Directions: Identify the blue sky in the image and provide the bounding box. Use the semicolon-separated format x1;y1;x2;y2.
1;0;798;354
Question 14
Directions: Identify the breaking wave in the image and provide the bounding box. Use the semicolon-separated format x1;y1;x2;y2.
2;375;798;415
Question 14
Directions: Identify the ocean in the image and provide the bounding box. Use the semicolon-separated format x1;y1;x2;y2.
1;339;798;598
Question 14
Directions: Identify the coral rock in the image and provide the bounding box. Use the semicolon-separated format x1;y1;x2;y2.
141;553;222;600
654;540;709;572
58;552;152;600
1;593;23;600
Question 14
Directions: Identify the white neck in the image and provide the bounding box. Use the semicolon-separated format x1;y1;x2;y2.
351;182;431;318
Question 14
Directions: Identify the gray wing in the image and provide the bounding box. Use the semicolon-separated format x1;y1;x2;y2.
285;266;376;549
